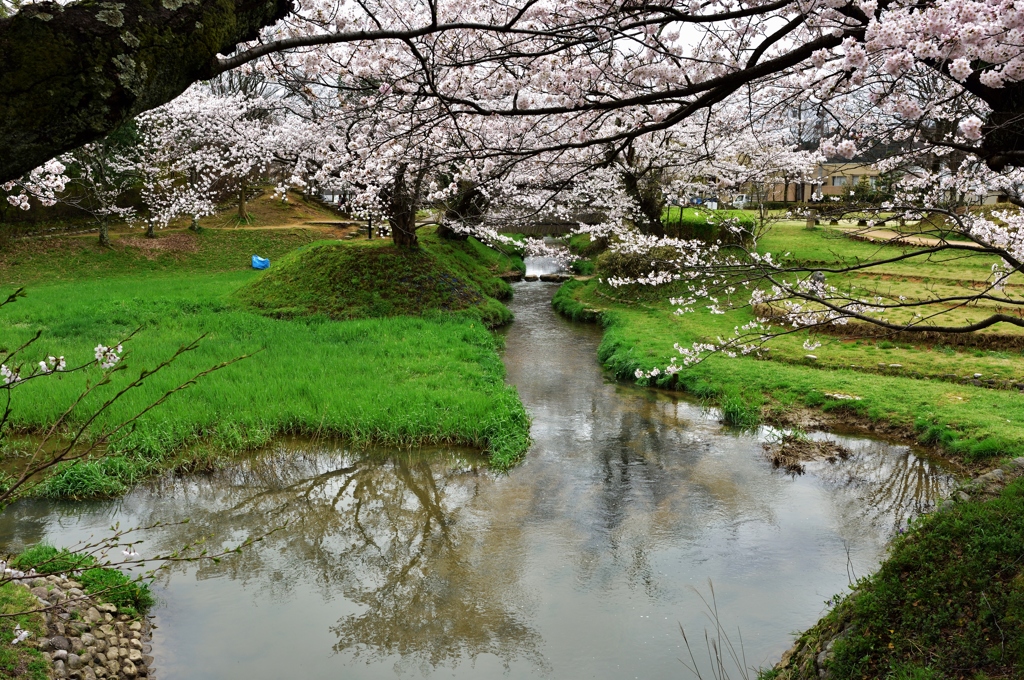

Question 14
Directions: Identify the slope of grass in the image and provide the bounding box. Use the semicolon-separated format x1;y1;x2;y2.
236;229;516;327
557;278;1024;465
0;582;48;680
777;478;1024;679
0;227;531;497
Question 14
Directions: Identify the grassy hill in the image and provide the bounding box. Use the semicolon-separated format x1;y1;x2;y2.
0;222;531;500
237;230;521;328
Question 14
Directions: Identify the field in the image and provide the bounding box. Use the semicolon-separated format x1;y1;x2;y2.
0;221;530;499
561;217;1024;467
561;214;1024;678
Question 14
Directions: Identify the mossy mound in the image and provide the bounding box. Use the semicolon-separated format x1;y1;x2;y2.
236;234;514;327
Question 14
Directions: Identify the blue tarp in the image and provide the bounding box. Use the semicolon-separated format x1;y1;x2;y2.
252;255;270;270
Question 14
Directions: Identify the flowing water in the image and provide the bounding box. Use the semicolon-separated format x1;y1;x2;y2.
0;280;956;679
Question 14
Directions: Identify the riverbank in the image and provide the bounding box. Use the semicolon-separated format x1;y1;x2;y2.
0;224;530;499
771;461;1024;679
1;547;156;680
552;275;1024;678
553;276;1024;470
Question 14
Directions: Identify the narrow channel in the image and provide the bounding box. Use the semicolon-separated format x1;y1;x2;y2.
0;280;955;678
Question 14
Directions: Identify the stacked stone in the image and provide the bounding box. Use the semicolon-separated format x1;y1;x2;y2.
21;572;155;679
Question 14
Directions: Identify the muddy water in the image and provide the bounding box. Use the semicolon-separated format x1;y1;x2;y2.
0;282;955;679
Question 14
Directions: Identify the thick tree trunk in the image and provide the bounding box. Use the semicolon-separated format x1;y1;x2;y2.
189;216;200;232
0;0;293;183
621;170;666;237
145;222;155;238
440;181;487;240
98;221;110;247
390;216;418;246
238;186;248;222
382;163;424;248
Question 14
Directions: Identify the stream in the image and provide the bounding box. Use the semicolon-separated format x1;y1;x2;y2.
0;279;956;678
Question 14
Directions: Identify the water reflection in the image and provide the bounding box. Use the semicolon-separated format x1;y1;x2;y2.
0;281;958;679
802;433;954;530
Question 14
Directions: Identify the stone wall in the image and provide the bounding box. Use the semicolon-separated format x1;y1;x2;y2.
1;563;155;679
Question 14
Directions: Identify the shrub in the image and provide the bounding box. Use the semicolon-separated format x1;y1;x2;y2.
662;212;756;244
570;259;595;275
78;568;155;616
595;245;682;280
10;545;95;574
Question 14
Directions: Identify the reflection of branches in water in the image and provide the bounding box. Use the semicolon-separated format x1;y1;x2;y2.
133;448;549;672
810;440;956;531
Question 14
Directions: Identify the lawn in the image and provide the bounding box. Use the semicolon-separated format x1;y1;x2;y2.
0;225;530;499
557;218;1024;467
560;214;1024;679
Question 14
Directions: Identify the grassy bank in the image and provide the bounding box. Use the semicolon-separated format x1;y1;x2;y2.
556;218;1024;679
0;226;530;498
554;277;1024;464
0;581;48;680
237;230;520;327
9;545;154;616
773;475;1024;679
555;216;1024;467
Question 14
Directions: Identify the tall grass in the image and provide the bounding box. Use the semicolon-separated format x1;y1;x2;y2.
1;267;530;497
572;283;1024;464
10;545;154;616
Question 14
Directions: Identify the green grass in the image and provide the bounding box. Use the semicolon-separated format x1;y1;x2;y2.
10;544;94;574
78;568;155;617
0;226;327;285
788;478;1024;678
0;227;531;497
237;230;516;327
557;278;1024;465
551;279;601;322
8;545;154;617
0;582;49;680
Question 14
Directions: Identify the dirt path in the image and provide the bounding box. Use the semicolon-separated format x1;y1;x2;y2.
838;226;987;250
